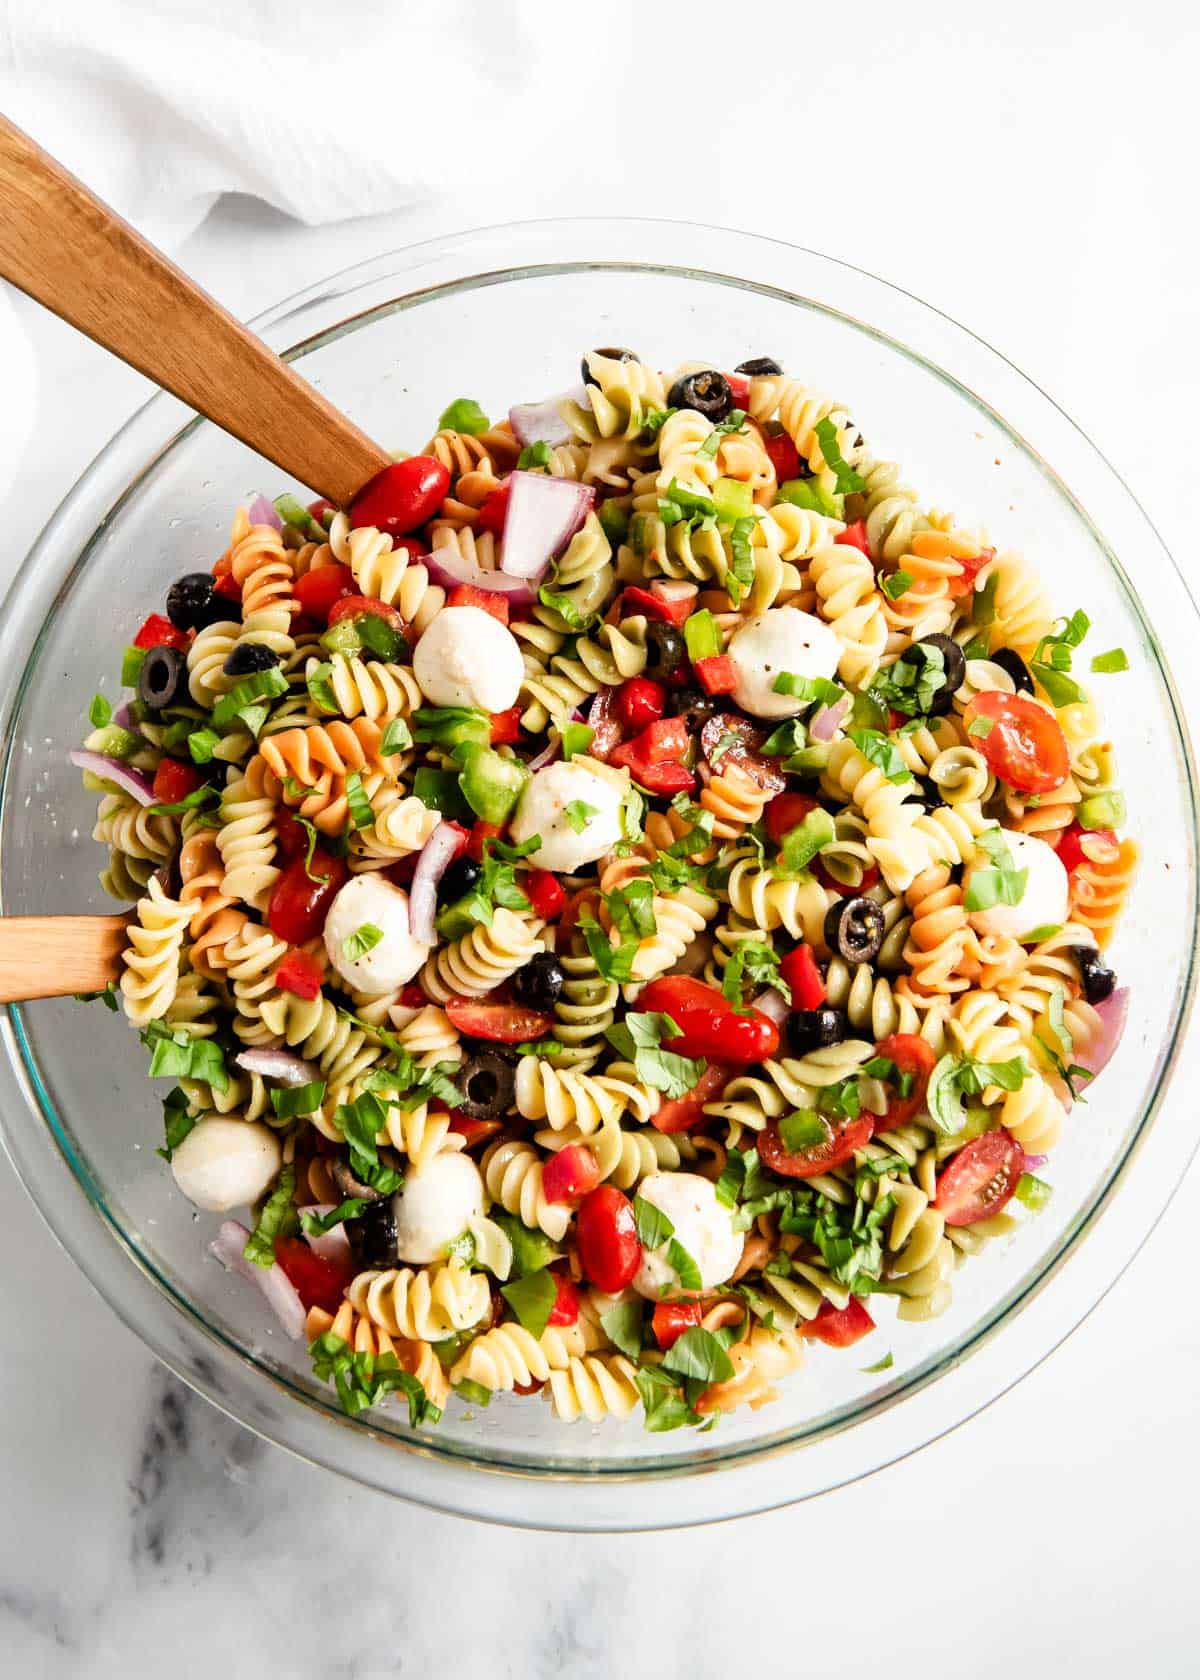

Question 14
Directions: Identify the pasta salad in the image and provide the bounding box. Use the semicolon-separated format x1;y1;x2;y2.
74;350;1134;1431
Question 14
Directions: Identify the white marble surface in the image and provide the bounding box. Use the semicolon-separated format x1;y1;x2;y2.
3;5;1200;1674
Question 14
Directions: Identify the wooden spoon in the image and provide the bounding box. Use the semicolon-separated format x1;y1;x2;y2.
0;116;394;1003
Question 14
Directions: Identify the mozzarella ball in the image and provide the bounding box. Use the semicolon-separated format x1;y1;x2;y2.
413;605;524;711
171;1119;282;1213
965;829;1069;940
728;606;842;719
508;759;627;871
631;1173;743;1300
391;1152;485;1265
324;874;431;995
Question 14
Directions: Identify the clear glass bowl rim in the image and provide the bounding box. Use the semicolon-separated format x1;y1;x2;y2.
0;216;1197;1530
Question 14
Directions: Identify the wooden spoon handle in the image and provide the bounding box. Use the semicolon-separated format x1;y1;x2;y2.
0;916;129;1004
0;116;391;506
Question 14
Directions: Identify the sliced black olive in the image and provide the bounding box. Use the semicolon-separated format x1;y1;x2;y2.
437;855;481;906
734;356;783;377
138;645;187;710
332;1157;383;1202
457;1050;517;1120
512;952;566;1011
1073;945;1117;1004
913;634;967;717
582;346;637;386
824;896;885;965
346;1197;398;1267
786;1007;849;1055
642;621;687;682
166;571;227;632
669;687;722;734
667;369;734;423
223;642;282;678
992;647;1035;695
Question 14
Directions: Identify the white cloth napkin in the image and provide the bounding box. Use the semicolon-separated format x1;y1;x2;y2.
0;0;578;498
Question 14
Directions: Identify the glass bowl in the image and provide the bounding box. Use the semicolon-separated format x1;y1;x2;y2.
1;219;1196;1530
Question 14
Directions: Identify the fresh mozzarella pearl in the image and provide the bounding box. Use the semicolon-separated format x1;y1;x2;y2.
965;829;1069;939
391;1153;485;1265
631;1173;742;1300
508;760;627;871
171;1119;282;1213
728;606;842;719
412;605;524;711
323;874;430;995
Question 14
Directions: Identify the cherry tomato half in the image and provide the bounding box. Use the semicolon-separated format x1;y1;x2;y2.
803;1297;875;1348
652;1299;704;1350
1055;820;1117;877
447;582;509;624
446;1112;504;1149
638;976;780;1062
267;850;348;945
442;998;554;1043
542;1144;602;1205
273;1236;355;1314
327;595;408;636
962;691;1069;794
292;563;357;624
934;1129;1025;1227
576;1186;642;1293
650;1062;733;1133
872;1033;937;1127
758;1114;874;1179
349;457;450;536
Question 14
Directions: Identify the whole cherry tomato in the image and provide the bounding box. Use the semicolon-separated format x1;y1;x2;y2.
758;1114;874;1179
962;691;1069;794
576;1186;642;1293
292;563;356;624
802;1298;875;1348
349;457;450;536
267;849;348;945
934;1129;1025;1227
542;1144;602;1205
873;1034;937;1127
637;976;780;1062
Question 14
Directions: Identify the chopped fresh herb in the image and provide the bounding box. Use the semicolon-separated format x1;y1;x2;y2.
707;729;741;768
435;835;533;938
813;417;865;494
300;1199;367;1239
141;1023;229;1091
578;907;638;984
380;717;413;757
74;981;119;1010
721;940;787;1007
333;1089;404;1192
342;923;384;963
606;1012;705;1100
880;570;914;601
437;397;490;435
304;660;339;715
500;1269;558;1338
868;643;946;719
696;409;747;460
861;1352;895;1373
665;1237;703;1292
760;719;808;758
561;720;595;760
772;670;845;709
344;771;374;831
1091;648;1128;674
155;1087;195;1161
1021;923;1062;945
661;1326;735;1385
309;1332;440;1424
517;440;552;470
243;1166;298;1267
453;1377;493;1408
779;1110;831;1152
726;516;756;606
964;825;1028;912
605;878;656;942
926;1051;1028;1135
639;406;675;439
600;1298;645;1360
211;665;289;731
633;1194;675;1250
148;782;220;818
1030;609;1091;707
658;478;717;529
848;729;914;784
634;1363;703;1432
270;1080;326;1120
564;799;597;834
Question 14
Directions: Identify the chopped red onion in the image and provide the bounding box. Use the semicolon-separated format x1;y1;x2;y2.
209;1219;306;1340
527;736;561;772
1080;986;1129;1080
422;543;536;605
299;1205;353;1266
69;749;155;806
751;987;790;1025
810;693;851;742
248;493;283;531
1022;1153;1049;1170
509;385;585;449
410;821;464;945
235;1048;322;1087
499;472;593;580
